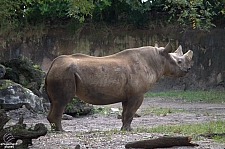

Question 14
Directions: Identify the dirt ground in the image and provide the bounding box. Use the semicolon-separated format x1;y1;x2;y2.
6;97;225;149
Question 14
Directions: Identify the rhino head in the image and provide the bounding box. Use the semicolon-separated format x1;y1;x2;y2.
160;43;193;77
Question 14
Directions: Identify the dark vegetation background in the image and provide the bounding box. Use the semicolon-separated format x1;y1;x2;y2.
0;0;224;91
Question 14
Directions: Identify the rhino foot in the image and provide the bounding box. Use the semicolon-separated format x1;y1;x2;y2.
121;126;133;131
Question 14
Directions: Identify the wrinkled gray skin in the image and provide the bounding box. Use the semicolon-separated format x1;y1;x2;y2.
45;43;193;131
0;65;6;79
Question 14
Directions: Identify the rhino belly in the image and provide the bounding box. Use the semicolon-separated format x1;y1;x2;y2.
76;84;126;105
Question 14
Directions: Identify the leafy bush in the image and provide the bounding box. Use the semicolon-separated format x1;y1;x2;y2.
0;0;225;33
164;0;216;31
26;0;69;24
65;96;94;117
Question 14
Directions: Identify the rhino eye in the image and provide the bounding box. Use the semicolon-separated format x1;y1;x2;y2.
178;60;182;64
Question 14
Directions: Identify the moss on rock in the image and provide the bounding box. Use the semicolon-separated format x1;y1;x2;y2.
1;55;45;96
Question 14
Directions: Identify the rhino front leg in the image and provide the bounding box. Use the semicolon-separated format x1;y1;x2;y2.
121;94;144;131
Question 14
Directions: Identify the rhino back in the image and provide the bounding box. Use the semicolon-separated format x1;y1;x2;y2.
69;47;163;103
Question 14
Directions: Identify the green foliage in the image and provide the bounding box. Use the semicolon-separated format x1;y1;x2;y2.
0;0;28;36
26;0;69;24
66;97;81;111
92;0;163;27
0;80;12;89
67;0;95;22
164;0;216;31
65;96;94;117
0;0;225;34
0;0;28;21
145;90;225;103
116;0;152;26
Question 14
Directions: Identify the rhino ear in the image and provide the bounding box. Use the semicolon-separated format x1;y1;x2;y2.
162;42;172;54
174;45;183;56
184;50;193;60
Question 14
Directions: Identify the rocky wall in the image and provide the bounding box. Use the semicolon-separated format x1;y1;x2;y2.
0;26;224;91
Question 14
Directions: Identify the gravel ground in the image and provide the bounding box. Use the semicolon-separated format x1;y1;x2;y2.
5;97;225;149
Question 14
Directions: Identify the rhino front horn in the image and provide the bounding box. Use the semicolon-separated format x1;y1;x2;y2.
184;50;193;60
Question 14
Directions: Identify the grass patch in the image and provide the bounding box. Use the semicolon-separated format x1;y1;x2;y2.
145;90;225;103
134;120;225;142
141;106;185;116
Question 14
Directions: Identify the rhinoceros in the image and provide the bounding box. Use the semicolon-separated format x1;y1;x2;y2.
45;42;193;131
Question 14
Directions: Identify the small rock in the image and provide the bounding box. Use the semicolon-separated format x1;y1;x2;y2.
134;113;141;117
111;108;120;112
62;114;73;120
117;115;122;119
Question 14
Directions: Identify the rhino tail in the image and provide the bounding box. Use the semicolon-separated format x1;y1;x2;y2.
75;72;82;82
72;63;83;87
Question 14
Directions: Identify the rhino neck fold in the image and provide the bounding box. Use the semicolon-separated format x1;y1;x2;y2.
144;48;166;82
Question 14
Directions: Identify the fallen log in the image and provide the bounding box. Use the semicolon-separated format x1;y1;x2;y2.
0;110;47;149
0;109;10;130
125;136;198;149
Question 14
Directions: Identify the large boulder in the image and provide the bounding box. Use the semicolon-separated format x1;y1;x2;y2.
0;80;44;112
1;55;45;96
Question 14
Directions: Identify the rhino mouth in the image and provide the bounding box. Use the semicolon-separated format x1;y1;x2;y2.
180;66;191;74
180;69;190;77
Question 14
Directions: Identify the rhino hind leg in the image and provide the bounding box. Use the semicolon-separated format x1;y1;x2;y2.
121;95;144;131
47;94;75;131
46;74;76;131
47;102;67;131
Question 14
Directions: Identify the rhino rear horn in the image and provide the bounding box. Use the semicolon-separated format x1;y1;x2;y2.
174;45;183;56
163;42;172;54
